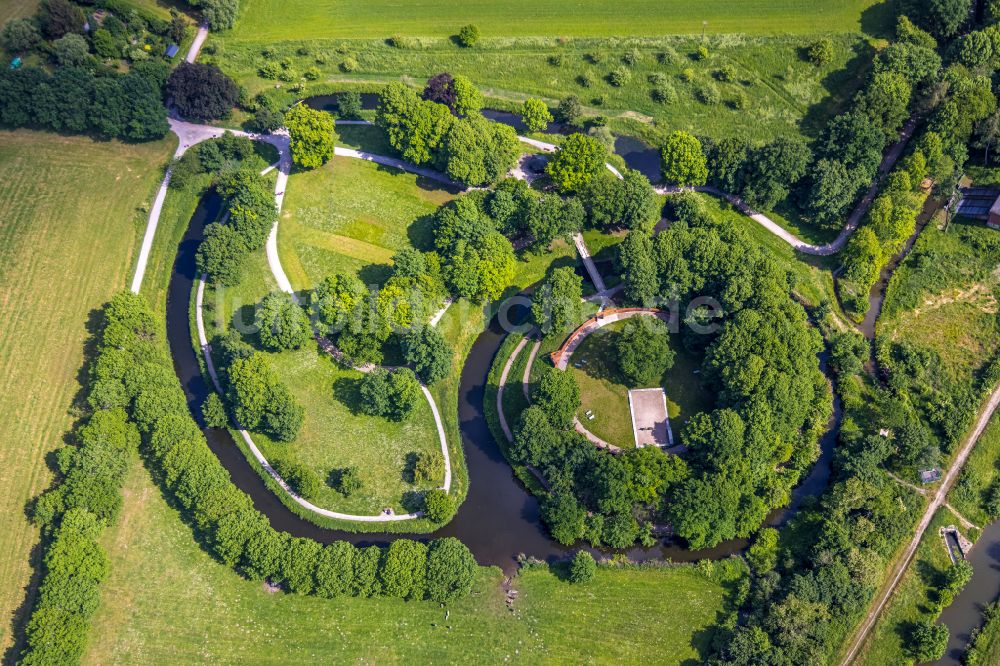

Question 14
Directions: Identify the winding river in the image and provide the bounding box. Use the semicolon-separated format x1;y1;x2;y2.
166;189;840;573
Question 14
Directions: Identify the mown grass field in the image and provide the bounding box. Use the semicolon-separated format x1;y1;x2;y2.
230;0;894;39
0;129;174;656
278;154;455;289
86;461;742;664
854;507;966;666
0;0;39;24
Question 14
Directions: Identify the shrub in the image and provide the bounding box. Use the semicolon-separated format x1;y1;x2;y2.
696;82;721;105
1;18;41;53
568;550;596;583
555;95;583;126
387;34;416;48
456;23;480;47
379;540;428;599
696;45;710;60
332;466;362;496
340;57;359;72
259;61;281;79
608;66;632;87
548;53;564;66
413;449;444;483
807;38;834;66
679;67;696;82
577;72;594;88
716;64;737;82
303;65;321;81
622;48;641;66
521;98;553;133
651;84;677;104
423;489;456;522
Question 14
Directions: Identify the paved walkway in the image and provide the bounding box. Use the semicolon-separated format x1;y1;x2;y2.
497;337;530;442
552;309;671;370
185;23;208;63
841;381;1000;665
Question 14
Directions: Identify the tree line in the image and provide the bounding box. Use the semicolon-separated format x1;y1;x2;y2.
19;292;478;665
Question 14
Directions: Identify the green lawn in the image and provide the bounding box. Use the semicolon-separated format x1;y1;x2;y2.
854;507;967;666
0;0;39;23
0;129;175;656
211;33;873;147
568;320;712;448
86;462;743;664
229;0;893;39
279;155;455;290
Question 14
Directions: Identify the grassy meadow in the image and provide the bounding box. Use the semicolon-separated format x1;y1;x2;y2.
230;0;895;39
210;33;874;147
949;415;1000;528
0;129;174;656
86;460;744;664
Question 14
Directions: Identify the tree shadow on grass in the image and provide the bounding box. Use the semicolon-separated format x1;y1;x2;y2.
357;262;393;286
402;451;419;484
799;39;877;140
407;213;437;251
332;375;364;415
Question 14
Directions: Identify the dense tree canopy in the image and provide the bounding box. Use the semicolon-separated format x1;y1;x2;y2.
255;291;311;351
521;98;553;133
660;131;708;186
616;316;675;386
546;133;608;193
285;104;337;169
532;267;583;335
167;62;239;121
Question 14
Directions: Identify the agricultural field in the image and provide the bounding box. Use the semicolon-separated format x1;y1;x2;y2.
85;461;744;664
230;0;895;40
0;129;174;656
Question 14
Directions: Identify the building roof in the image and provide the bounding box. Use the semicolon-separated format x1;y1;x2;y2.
165;44;180;58
992;194;1000;218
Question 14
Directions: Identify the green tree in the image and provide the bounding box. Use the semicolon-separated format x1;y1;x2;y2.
909;619;948;662
806;38;834;66
424;538;476;601
198;0;240;30
379;539;428;599
52;33;89;66
336;91;363;119
255;291;311;351
660;131;708;186
442;113;519;186
555;95;583;126
402;326;452;384
39;0;83;39
201;392;228;428
285;104;337;169
314;541;356;598
197;223;248;286
1;18;41;53
521;98;553;133
546;133;607;193
532;367;581;429
451;74;483;116
568;550;596;583
582;169;658;231
619;231;658;306
616;316;674;386
444;232;515;302
541;492;587;545
332;466;362;496
423;489;456;522
525;194;584;249
359;368;422;421
746;527;779;572
532;267;583;335
905;0;972;39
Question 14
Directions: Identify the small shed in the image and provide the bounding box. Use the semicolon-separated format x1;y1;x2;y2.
989;195;1000;230
9;57;21;70
165;44;180;59
919;468;942;484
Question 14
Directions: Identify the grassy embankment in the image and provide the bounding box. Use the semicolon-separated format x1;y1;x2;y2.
0;129;175;656
207;0;892;148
